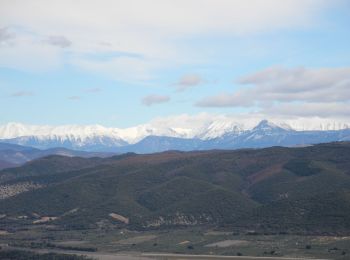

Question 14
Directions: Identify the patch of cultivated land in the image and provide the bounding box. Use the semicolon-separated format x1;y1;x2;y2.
114;235;158;245
55;240;88;246
205;240;250;248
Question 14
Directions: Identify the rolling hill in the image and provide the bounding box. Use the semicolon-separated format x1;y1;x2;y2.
0;142;350;234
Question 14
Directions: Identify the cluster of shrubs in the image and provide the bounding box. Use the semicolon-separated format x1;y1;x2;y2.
328;247;347;255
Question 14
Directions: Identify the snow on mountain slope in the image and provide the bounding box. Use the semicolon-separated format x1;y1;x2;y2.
0;122;188;145
0;122;121;140
115;124;185;144
195;120;244;139
0;120;248;144
1;119;349;152
241;120;293;142
251;120;292;134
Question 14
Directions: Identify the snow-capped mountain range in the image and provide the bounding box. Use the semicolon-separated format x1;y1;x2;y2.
0;121;249;144
0;120;350;153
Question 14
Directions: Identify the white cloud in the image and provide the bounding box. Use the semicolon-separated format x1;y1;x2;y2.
0;27;15;46
238;66;350;102
196;91;253;107
10;91;34;97
0;30;63;71
45;35;71;48
196;66;350;121
0;0;338;79
262;102;350;118
85;87;102;93
197;66;350;106
72;55;162;82
175;74;204;92
149;112;350;132
1;0;332;36
68;96;80;100
142;95;170;106
150;113;222;130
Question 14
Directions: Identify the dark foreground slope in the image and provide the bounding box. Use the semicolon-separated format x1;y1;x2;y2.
1;142;350;234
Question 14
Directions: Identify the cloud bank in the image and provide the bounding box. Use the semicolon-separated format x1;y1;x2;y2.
197;66;350;118
0;0;336;80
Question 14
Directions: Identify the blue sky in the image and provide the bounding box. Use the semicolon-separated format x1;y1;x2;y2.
0;0;350;128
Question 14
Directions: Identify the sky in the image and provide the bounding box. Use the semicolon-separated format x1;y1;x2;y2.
0;0;350;128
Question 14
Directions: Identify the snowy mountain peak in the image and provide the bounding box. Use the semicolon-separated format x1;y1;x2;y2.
253;120;292;132
195;120;244;140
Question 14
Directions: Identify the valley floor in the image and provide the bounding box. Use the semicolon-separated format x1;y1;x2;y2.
0;225;348;260
0;246;333;260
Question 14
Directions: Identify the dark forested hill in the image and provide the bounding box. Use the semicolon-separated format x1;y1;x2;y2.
1;142;350;234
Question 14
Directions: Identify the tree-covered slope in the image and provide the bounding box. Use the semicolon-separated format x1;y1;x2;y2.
0;142;350;233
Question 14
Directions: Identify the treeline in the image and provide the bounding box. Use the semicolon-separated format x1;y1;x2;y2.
10;241;97;252
0;250;94;260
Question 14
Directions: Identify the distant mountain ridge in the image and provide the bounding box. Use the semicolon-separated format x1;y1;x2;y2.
0;142;114;169
1;120;350;152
